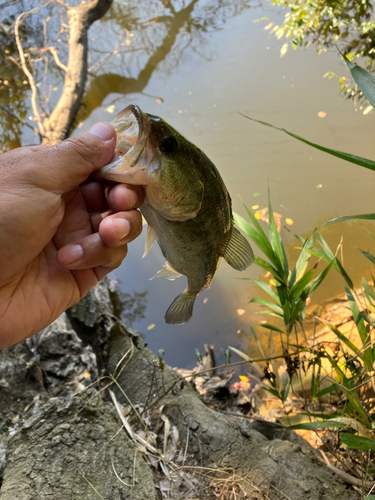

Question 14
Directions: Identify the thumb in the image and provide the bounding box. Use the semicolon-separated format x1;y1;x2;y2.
8;122;116;194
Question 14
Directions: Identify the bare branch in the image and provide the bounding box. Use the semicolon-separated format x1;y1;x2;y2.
42;0;113;145
53;0;68;10
0;104;44;140
14;8;49;136
46;47;68;72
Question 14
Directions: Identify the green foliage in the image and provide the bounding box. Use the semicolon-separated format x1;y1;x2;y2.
268;0;374;60
234;200;340;335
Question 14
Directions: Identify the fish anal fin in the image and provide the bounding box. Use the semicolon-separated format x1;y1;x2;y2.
223;226;254;271
150;262;183;281
142;224;156;258
165;291;196;324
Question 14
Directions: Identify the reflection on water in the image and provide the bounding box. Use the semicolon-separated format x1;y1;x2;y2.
110;285;149;327
2;0;375;369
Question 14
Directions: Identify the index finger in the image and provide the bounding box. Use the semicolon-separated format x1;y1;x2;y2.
106;183;145;212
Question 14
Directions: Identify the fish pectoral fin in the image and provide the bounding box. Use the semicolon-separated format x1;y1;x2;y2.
150;262;183;281
142;224;156;258
165;291;196;324
223;226;254;271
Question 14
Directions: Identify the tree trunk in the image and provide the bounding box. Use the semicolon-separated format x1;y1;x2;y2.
41;0;113;146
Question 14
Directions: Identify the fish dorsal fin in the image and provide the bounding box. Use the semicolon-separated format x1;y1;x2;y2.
223;227;254;271
150;262;183;281
142;224;156;258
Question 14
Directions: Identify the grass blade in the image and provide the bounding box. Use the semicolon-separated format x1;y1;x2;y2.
252;279;281;303
341;434;375;452
249;297;284;315
241;114;375;173
234;212;278;268
290;266;316;299
268;197;287;276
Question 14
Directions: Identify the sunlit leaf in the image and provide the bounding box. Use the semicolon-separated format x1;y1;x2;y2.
280;42;288;57
343;53;375;108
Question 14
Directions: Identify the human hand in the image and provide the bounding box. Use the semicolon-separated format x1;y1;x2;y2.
0;122;144;349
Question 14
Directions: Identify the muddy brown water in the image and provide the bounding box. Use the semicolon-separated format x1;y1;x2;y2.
4;1;375;371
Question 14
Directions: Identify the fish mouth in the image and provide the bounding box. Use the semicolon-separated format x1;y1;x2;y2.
96;104;149;180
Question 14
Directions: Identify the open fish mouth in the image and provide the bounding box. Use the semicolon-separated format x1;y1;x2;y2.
97;104;149;177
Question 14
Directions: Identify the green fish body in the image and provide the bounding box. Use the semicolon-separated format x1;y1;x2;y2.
96;105;254;324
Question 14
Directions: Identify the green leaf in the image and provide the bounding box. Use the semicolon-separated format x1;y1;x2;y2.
289;235;313;288
258;310;284;320
320;213;375;226
325;323;360;356
317;383;339;398
253;256;284;282
304;259;334;297
241;115;375;173
249;297;284;315
341;433;375;451
360;249;375;266
251;279;281;303
281;374;290;402
290;266;316;299
362;278;375;304
326;353;371;426
268;197;287;277
343;53;375;108
316;233;353;289
257;323;285;333
345;285;369;345
234;211;279;271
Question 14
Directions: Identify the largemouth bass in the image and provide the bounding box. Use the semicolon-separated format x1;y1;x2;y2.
96;104;254;324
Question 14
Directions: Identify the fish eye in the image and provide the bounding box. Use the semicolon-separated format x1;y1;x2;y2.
160;135;178;154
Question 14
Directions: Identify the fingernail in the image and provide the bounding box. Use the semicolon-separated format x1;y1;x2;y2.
113;219;130;241
88;122;114;141
58;244;83;265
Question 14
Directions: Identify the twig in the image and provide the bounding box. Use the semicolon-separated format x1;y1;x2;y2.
46;46;68;72
321;450;373;489
0;104;42;138
14;7;47;135
218;410;285;427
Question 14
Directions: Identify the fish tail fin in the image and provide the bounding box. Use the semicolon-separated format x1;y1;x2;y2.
165;291;196;325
